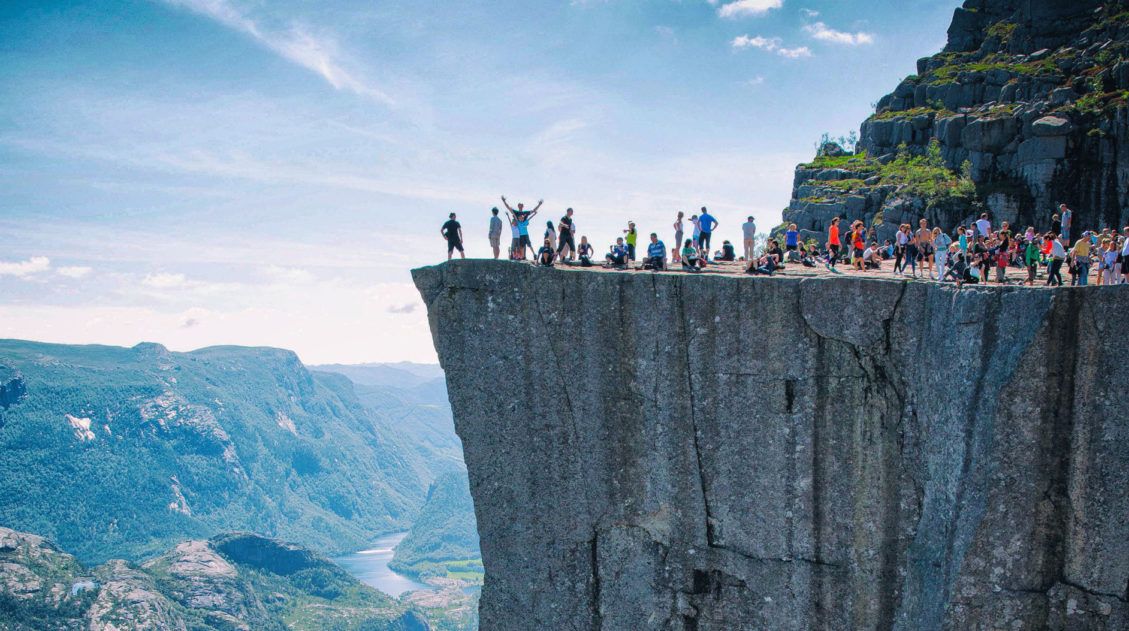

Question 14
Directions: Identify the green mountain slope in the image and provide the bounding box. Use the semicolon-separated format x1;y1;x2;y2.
389;472;481;583
0;526;432;631
0;340;431;564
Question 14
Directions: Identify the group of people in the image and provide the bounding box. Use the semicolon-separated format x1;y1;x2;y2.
438;198;1129;287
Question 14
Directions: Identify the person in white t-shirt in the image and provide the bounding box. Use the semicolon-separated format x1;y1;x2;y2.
975;213;991;240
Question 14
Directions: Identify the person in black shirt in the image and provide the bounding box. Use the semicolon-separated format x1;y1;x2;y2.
577;236;594;267
441;213;464;260
558;208;576;261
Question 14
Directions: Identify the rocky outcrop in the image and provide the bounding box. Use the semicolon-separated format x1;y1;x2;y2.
785;0;1129;244
414;261;1129;630
0;527;431;630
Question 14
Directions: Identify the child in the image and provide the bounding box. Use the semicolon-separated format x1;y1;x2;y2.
995;247;1009;283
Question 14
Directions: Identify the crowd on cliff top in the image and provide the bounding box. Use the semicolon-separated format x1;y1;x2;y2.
438;198;1129;287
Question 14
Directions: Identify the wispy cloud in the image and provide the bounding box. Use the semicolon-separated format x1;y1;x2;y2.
800;8;819;18
386;303;417;314
142;272;189;289
158;0;392;105
731;35;812;58
716;0;783;19
57;266;93;279
803;22;875;46
746;75;766;86
0;256;51;277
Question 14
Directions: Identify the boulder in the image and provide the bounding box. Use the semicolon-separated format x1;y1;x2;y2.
1031;116;1073;136
1017;136;1068;163
961;116;1020;153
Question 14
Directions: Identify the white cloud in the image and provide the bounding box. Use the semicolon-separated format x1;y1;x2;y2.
142;272;188;289
803;22;875;46
717;0;783;19
159;0;392;105
731;35;812;58
57;266;93;279
746;75;766;86
0;256;51;277
800;8;819;18
262;265;316;284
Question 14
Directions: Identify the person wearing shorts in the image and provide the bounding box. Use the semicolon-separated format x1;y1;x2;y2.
557;208;576;260
441;213;464;260
826;217;841;269
489;207;503;259
698;207;718;259
916;219;934;278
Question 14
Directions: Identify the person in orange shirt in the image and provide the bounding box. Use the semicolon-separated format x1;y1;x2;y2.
825;217;842;270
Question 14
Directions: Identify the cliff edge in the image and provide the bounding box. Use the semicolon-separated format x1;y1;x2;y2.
414;261;1127;630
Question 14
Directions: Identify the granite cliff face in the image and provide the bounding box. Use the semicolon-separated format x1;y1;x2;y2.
415;261;1128;630
785;0;1129;244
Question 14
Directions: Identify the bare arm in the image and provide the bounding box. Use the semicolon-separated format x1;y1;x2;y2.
531;199;543;212
501;196;515;212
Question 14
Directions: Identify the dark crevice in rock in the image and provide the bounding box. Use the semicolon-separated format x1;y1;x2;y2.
589;533;603;630
678;277;715;548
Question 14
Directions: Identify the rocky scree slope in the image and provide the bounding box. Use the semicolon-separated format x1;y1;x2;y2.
785;0;1129;245
414;261;1128;631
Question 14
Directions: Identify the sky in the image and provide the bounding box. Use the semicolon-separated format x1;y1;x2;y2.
0;0;962;364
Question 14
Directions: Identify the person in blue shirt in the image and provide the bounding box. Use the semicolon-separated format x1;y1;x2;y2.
697;206;718;260
605;237;629;268
501;195;542;259
643;233;667;270
784;223;800;251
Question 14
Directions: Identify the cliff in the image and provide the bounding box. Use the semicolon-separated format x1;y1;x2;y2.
785;0;1129;245
414;261;1128;630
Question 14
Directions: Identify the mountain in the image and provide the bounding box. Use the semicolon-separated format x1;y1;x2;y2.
784;0;1129;246
311;364;445;389
0;526;432;631
0;340;434;565
389;472;481;583
313;366;465;481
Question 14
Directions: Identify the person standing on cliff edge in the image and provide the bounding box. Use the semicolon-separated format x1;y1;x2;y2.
488;207;503;259
441;213;464;261
501;195;542;260
742;216;757;263
698;207;718;262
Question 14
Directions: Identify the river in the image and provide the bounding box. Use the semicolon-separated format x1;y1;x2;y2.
333;532;431;597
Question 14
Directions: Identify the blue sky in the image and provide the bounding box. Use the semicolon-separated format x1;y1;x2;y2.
0;0;961;363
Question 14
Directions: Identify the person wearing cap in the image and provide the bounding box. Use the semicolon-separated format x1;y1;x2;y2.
623;221;638;261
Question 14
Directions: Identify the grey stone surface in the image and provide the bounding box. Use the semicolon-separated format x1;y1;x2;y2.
415;261;1129;631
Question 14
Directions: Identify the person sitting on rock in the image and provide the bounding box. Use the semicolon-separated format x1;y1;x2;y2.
943;243;967;287
681;239;704;272
642;233;667;271
764;238;784;268
577;236;594;267
717;240;736;261
537;238;556;267
863;242;882;270
605;238;629;269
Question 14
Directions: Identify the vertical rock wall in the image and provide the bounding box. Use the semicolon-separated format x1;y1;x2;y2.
414;261;1128;630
